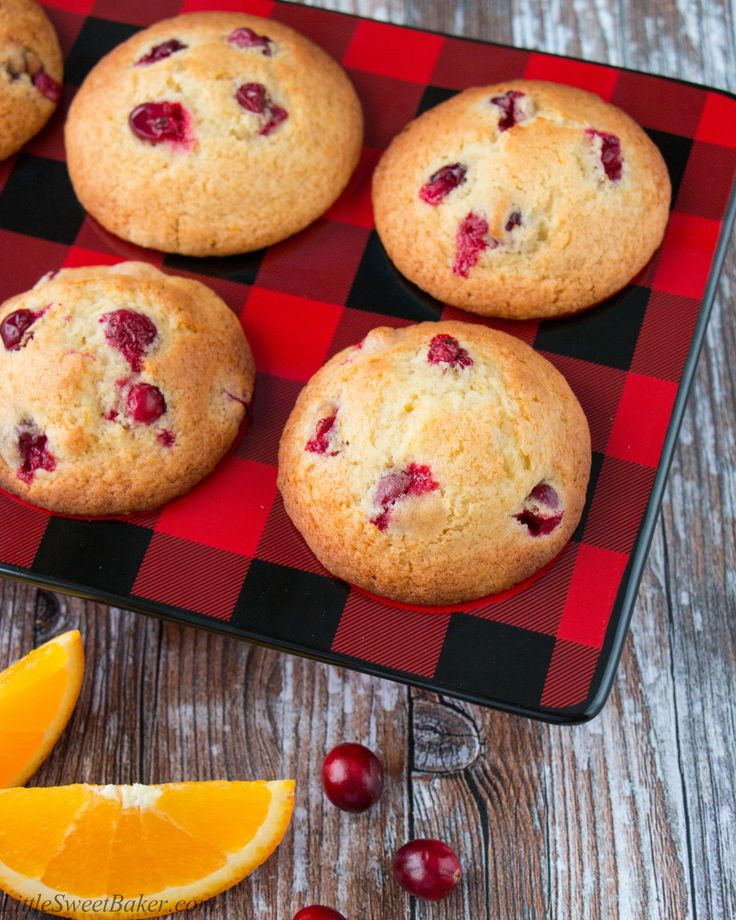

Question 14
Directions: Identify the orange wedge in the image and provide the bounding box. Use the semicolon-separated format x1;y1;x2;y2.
0;780;295;918
0;630;84;788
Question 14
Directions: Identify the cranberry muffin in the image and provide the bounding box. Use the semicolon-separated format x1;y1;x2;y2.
64;12;363;256
373;80;671;320
278;321;591;604
0;0;62;161
0;262;254;515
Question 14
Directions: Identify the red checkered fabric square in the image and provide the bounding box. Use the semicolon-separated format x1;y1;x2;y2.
469;542;579;636
540;640;600;710
0;231;67;302
332;593;450;678
1;0;734;721
62;246;127;269
24;106;68;161
47;0;95;13
256;494;327;574
344;19;443;84
696;92;736;148
132;533;250;620
556;545;629;649
631;291;700;381
93;0;181;23
653;212;722;299
524;53;619;100
676;142;736;220
541;354;627;454
45;7;87;55
271;2;356;60
324;147;382;229
347;70;425;149
255;220;370;304
582;458;656;555
180;0;274;14
155;456;277;556
613;71;706;135
0;494;49;568
606;373;678;467
432;39;528;89
241;287;343;381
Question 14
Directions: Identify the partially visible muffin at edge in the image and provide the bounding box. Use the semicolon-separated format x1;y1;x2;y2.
0;0;63;161
278;321;591;605
64;11;364;256
0;262;254;515
373;80;671;320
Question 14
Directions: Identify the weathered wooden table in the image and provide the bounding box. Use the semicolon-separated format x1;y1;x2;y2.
2;1;734;918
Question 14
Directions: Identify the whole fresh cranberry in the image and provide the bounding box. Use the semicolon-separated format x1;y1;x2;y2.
293;908;346;920
322;743;385;813
392;839;462;901
236;82;267;114
126;383;166;424
129;101;191;146
1;309;42;351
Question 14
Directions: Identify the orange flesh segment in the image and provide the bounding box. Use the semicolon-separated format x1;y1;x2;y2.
0;786;91;877
0;670;70;730
0;733;46;788
42;796;119;897
0;631;84;789
108;812;165;897
140;810;226;887
155;781;272;853
0;641;68;696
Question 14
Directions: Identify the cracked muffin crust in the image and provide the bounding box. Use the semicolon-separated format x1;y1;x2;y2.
278;321;591;604
64;11;363;256
373;80;671;320
0;262;254;515
0;0;63;161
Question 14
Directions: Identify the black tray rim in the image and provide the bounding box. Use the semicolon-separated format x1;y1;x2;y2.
3;2;736;724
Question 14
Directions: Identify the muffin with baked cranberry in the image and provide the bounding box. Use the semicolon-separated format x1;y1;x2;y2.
0;262;254;515
373;80;670;319
0;0;62;161
278;321;591;604
64;11;363;256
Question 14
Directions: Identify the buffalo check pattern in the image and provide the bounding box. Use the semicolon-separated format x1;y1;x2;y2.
1;1;735;722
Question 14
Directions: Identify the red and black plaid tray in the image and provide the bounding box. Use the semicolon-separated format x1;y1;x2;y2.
1;0;735;723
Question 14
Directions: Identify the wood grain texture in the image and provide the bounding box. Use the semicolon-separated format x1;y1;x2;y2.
1;1;735;919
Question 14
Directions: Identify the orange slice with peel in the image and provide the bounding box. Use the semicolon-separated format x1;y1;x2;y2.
0;630;84;788
0;780;295;918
